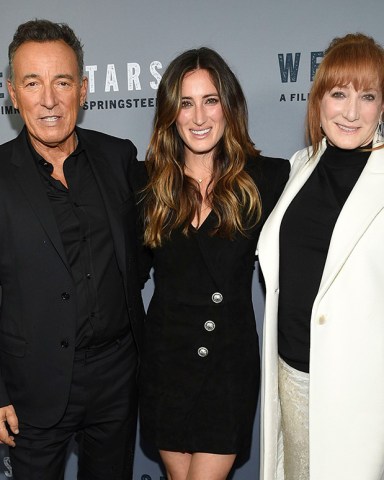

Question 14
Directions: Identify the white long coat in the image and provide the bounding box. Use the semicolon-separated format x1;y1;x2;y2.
258;138;384;480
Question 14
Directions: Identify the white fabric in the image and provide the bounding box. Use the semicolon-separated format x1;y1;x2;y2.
258;139;384;480
278;357;309;480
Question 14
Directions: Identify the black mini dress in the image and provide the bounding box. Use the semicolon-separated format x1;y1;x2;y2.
139;156;289;454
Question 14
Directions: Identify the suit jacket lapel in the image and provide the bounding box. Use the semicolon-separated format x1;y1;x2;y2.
191;212;225;290
78;130;127;274
11;129;71;273
317;146;384;298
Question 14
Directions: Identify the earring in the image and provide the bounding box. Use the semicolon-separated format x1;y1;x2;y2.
379;112;384;138
374;113;384;145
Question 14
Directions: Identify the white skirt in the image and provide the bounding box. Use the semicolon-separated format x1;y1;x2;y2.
278;356;309;480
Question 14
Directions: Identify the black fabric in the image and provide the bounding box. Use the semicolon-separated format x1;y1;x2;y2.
139;155;290;453
30;141;130;348
0;127;144;429
278;144;370;372
9;332;138;480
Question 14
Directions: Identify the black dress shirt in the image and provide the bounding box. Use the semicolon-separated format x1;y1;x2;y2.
30;139;130;349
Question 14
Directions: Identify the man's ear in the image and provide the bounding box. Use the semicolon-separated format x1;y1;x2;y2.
79;76;88;107
7;79;18;109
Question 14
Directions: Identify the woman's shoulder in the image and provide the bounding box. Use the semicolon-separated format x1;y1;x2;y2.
244;155;290;218
245;154;290;186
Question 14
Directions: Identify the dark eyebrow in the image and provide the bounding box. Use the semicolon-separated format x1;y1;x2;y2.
22;73;75;82
181;94;219;99
54;74;76;81
22;73;39;82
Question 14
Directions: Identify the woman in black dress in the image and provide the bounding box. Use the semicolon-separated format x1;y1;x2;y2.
139;47;289;479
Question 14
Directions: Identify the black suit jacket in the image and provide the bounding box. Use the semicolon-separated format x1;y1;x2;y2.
0;127;144;427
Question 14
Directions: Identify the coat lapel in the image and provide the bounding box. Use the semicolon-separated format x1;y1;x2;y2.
317;145;384;298
258;142;325;282
11;129;71;273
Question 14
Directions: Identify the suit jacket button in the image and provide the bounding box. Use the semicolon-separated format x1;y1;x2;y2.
61;339;69;348
204;321;215;332
211;292;223;304
61;292;70;300
198;347;209;357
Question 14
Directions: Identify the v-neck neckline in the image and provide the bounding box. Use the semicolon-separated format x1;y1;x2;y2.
190;209;213;232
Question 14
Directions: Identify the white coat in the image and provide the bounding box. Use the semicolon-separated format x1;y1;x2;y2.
258;138;384;480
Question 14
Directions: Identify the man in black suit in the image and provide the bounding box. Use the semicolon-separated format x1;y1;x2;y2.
1;19;144;479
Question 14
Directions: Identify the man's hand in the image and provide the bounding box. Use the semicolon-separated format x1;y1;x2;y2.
0;405;19;447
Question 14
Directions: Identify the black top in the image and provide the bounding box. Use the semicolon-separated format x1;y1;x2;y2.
30;140;130;349
278;144;370;372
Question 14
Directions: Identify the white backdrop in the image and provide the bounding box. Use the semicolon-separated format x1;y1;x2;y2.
0;1;383;478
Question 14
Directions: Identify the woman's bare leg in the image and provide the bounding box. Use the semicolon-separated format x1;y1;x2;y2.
159;450;236;480
160;450;192;480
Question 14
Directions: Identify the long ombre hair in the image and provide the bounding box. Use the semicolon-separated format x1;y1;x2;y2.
307;33;384;156
143;47;261;248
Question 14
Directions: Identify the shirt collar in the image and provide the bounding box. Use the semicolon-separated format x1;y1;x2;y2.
26;130;85;171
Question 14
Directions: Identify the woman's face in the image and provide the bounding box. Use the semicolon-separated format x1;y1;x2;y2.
176;69;226;162
320;81;384;149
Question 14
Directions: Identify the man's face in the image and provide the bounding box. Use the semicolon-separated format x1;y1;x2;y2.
7;40;87;156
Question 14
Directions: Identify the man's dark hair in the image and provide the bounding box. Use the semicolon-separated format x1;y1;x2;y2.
8;19;84;82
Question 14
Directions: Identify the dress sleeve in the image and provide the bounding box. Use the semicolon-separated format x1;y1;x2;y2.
245;155;290;225
245;155;290;282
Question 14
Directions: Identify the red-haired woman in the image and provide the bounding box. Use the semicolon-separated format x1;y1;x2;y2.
259;33;384;480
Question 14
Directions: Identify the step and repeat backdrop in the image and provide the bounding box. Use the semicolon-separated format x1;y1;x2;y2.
0;0;383;478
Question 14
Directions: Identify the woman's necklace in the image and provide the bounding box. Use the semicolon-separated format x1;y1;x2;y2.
196;174;211;184
185;164;212;185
